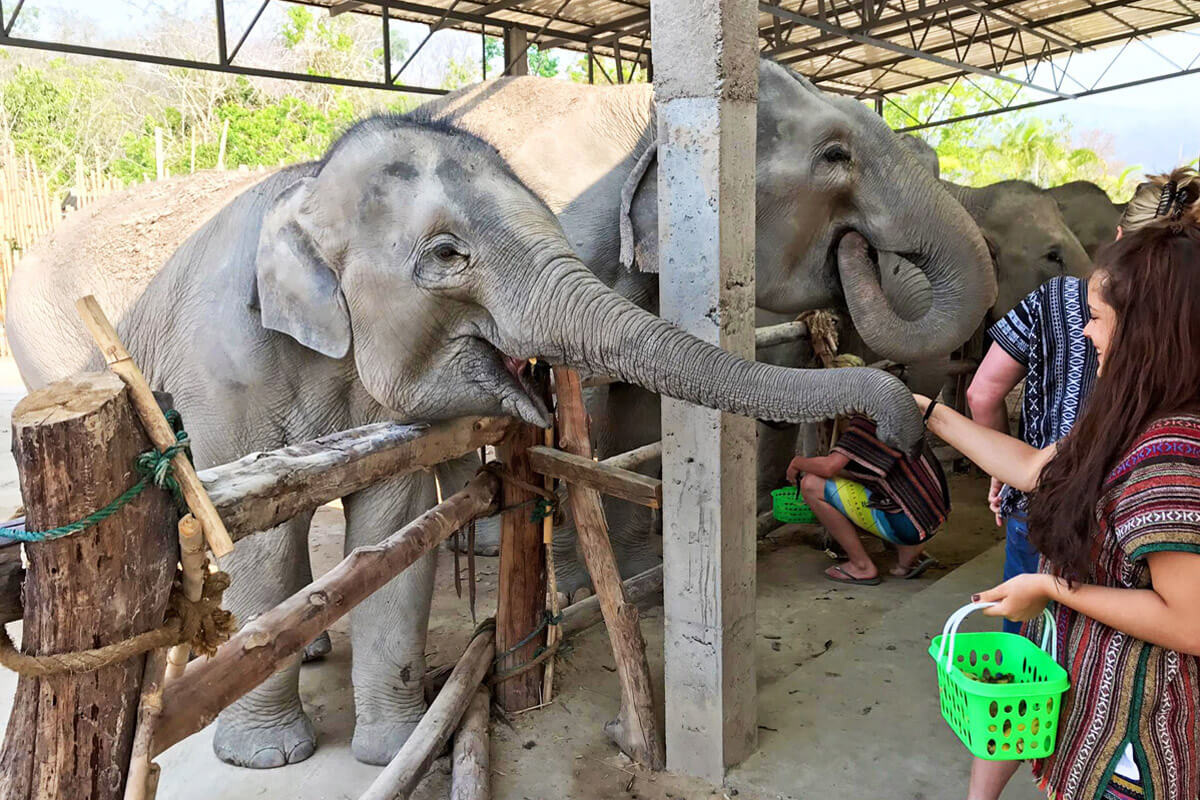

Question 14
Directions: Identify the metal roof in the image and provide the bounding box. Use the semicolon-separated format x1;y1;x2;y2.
2;0;1198;126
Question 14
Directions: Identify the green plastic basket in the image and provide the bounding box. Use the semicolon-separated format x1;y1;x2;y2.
771;486;817;524
929;603;1070;761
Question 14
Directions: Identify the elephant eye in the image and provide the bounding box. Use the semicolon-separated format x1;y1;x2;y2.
822;144;852;165
433;242;466;262
1047;249;1065;270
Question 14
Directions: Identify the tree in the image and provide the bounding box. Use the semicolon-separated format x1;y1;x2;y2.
886;80;1140;198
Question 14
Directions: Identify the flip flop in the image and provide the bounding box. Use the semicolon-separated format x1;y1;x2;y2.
825;565;882;586
897;554;938;580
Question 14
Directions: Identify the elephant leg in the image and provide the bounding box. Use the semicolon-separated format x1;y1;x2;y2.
550;518;590;597
343;472;439;766
437;453;501;556
606;497;662;580
757;421;801;513
213;513;317;769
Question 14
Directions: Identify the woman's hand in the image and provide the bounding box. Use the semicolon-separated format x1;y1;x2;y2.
912;393;933;414
988;477;1005;527
974;574;1056;622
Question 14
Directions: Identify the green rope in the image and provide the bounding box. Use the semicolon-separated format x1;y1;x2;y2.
530;497;556;523
12;411;191;543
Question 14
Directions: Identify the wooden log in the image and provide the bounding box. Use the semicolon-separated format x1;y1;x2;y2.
529;446;662;508
450;688;491;800
494;421;547;712
754;320;809;349
201;416;511;540
0;417;513;625
540;426;561;702
124;648;168;800
358;630;495;800
552;366;664;770
76;295;235;558
0;372;177;800
600;441;662;473
165;515;205;681
561;564;663;638
152;471;499;756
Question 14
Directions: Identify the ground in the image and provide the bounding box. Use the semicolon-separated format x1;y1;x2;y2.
0;359;1041;800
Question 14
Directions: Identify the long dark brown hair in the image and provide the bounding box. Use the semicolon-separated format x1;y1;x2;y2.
1027;209;1200;581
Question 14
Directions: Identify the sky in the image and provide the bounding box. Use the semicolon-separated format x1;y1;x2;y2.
9;0;1200;176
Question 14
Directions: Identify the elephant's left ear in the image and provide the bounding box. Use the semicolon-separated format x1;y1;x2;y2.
255;177;352;359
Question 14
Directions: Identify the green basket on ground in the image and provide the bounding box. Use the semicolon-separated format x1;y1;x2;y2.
929;602;1070;761
771;486;817;524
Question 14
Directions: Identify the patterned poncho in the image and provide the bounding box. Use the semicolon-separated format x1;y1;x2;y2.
1026;414;1200;800
830;416;950;540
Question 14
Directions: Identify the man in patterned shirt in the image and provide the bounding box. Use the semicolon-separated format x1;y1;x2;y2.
967;275;1099;633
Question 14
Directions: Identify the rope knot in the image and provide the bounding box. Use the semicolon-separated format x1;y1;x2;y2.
169;569;236;659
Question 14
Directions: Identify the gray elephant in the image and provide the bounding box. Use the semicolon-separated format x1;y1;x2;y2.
417;61;996;584
1048;180;1125;258
7;117;927;768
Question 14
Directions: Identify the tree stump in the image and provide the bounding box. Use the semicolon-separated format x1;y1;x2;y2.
0;372;177;800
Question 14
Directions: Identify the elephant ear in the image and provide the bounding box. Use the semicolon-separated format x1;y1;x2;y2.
619;140;659;273
255;177;352;359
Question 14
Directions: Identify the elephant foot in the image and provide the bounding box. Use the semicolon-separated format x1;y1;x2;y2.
213;709;316;769
302;631;332;663
352;720;421;766
554;558;592;598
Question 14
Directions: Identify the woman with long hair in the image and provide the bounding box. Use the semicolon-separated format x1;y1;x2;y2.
917;175;1200;800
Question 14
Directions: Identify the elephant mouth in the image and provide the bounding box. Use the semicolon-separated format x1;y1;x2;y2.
483;342;551;427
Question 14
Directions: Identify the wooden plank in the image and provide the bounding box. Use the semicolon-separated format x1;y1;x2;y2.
0;416;512;624
200;416;511;541
151;471;500;756
600;441;662;473
754;320;809;349
528;446;662;508
561;565;663;638
358;630;495;800
553;366;664;770
76;295;235;557
450;687;491;800
0;372;177;800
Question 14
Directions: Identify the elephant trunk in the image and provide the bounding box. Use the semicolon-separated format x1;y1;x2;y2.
496;259;924;451
842;173;996;363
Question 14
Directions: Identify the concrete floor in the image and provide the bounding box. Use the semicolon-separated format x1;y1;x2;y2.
0;360;1043;799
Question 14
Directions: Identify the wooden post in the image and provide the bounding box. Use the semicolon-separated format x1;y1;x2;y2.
494;418;546;711
165;515;205;680
216;119;229;171
0;372;178;800
552;366;664;770
154;127;164;181
359;629;495;800
450;688;491;800
124;649;168;800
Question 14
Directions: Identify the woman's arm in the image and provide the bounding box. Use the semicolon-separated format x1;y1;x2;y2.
915;395;1056;492
975;551;1200;656
786;452;851;483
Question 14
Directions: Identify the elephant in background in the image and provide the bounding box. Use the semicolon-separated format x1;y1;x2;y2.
7;117;926;769
1048;180;1125;258
418;60;997;587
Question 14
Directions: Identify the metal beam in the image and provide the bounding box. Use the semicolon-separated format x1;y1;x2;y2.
0;33;449;96
539;9;650;49
962;1;1083;52
227;0;271;64
761;2;1074;97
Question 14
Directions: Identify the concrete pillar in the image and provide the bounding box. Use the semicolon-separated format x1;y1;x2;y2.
651;0;759;783
503;27;528;76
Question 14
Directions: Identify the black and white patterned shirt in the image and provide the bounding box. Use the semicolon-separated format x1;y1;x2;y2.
987;276;1099;516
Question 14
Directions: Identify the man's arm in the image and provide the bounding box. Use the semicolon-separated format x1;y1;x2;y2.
966;343;1027;434
786;452;851;484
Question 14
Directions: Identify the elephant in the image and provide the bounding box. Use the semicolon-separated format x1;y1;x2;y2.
414;60;996;585
1048;180;1125;258
7;116;930;769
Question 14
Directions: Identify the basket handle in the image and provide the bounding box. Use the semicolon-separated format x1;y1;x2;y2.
938;602;1057;674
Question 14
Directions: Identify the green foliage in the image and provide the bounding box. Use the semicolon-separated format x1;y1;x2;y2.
885;81;1140;198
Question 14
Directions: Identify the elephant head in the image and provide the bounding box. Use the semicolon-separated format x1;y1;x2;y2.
254;117;924;449
622;62;996;364
946;180;1093;318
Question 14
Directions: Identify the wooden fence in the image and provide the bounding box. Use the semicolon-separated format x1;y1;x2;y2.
0;142;125;354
